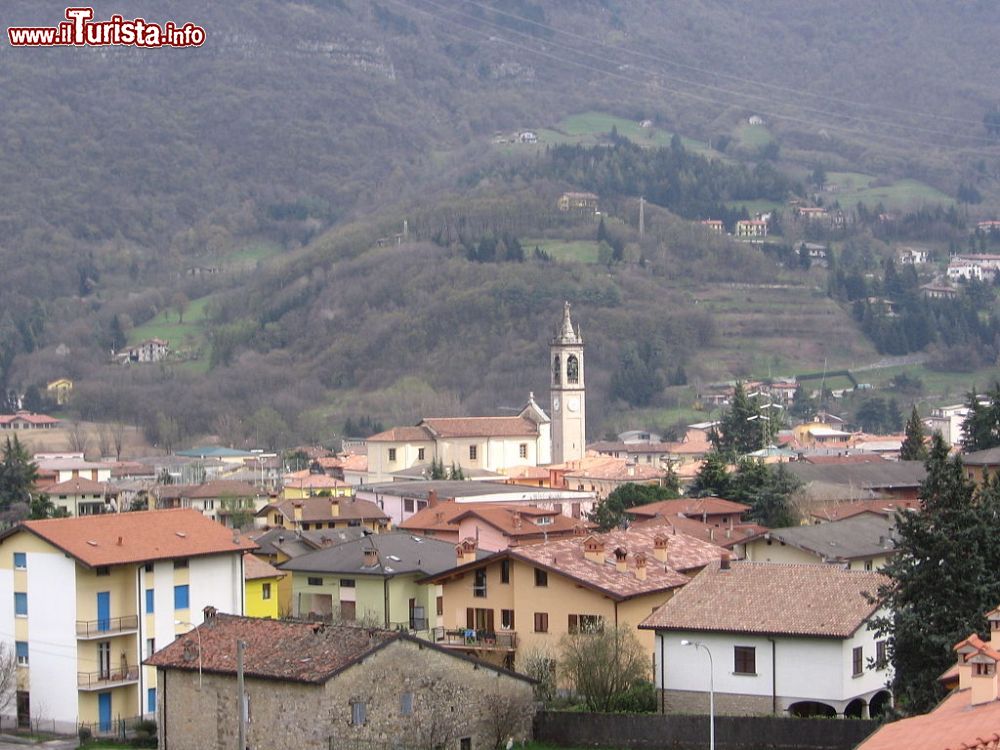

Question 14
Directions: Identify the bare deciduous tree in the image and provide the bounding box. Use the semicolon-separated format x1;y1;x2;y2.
67;421;90;456
0;642;19;721
559;622;648;712
111;421;126;461
483;687;534;750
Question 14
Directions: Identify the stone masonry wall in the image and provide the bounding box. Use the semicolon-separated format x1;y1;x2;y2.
662;688;774;716
158;638;535;750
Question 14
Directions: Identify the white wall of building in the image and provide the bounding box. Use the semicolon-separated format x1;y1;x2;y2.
189;554;243;619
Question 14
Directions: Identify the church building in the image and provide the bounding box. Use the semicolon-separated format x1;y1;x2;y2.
364;303;586;481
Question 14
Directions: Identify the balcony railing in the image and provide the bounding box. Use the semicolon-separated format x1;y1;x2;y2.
78;666;139;689
432;627;517;651
76;615;139;639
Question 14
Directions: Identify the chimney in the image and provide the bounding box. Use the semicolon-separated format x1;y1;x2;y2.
720;552;731;571
652;535;669;562
970;654;1000;706
709;528;715;542
428;489;439;508
614;547;628;573
583;536;605;563
512;512;522;529
572;524;586;536
989;607;1000;645
634;552;647;581
117;536;124;546
320;535;333;548
330;499;340;517
293;502;303;523
363;546;379;567
203;605;217;620
456;538;477;565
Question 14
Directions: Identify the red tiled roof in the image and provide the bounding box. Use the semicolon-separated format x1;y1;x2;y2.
627;497;750;519
810;498;920;523
159;480;264;500
146;613;398;683
630;514;766;550
340;454;368;472
857;688;1000;750
451;506;592;539
43;477;118;496
0;411;60;426
262;496;388;524
366;426;433;442
2;509;256;568
801;454;888;465
421;416;538;438
559;456;666;482
282;471;351;490
639;560;886;637
399;500;472;533
243;553;284;580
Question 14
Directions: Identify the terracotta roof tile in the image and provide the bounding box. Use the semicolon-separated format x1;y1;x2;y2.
857;688;1000;750
262;496;388;524
640;560;887;637
421;416;538;438
158;480;264;500
810;498;920;522
626;497;750;519
43;477;118;495
3;509;256;568
282;471;351;490
630;514;766;549
243;553;284;580
366;426;434;442
451;505;592;539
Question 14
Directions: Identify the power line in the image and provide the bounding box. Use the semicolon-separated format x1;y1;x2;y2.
389;0;998;152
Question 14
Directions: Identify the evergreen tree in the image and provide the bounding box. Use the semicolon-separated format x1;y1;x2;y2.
900;406;928;461
871;436;1000;713
588;482;679;532
0;435;38;510
710;383;776;458
689;451;730;498
961;383;1000;453
449;462;465;480
789;384;816;419
727;459;799;528
429;458;447;480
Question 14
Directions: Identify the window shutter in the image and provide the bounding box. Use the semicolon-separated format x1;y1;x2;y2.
466;608;474;629
568;614;578;634
486;609;495;632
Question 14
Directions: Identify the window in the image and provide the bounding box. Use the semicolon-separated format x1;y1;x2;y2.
436;596;443;616
262;583;272;600
145;589;155;614
98;641;111;679
501;609;515;630
876;640;888;670
566;355;579;384
500;559;510;584
404;498;414;513
388;448;397;462
864;559;874;571
147;688;157;714
144;563;154;573
473;569;487;598
533;612;549;633
15;642;27;666
340;579;356;588
417;448;425;462
146;638;156;659
534;568;548;587
734;646;756;675
14;592;27;617
569;614;603;634
307;577;323;586
96;566;110;577
469;446;477;460
519;444;527;459
174;584;190;610
351;700;366;726
204;500;214;511
174;559;188;570
852;646;864;677
400;691;414;716
461;738;472;750
13;553;25;570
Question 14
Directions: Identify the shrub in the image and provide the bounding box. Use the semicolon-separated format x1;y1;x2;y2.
78;726;93;743
607;680;658;713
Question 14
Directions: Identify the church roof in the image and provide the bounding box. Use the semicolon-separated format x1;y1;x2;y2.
552;301;582;345
421;417;539;438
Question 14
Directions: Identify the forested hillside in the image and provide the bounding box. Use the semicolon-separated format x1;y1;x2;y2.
3;0;1000;447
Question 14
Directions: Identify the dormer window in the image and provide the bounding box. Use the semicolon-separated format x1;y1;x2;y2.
535;516;553;526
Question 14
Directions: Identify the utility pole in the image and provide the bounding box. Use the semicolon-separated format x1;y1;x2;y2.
639;197;645;238
237;640;247;750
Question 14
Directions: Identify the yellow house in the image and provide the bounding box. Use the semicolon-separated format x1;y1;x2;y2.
243;553;283;619
0;509;253;734
281;470;354;500
257;495;390;534
422;521;726;674
46;378;73;405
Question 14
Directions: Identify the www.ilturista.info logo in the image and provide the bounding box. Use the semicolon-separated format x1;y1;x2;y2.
8;7;205;48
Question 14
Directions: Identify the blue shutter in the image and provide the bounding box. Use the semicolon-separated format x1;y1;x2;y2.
147;688;157;713
174;584;189;610
14;592;27;616
13;553;25;569
146;589;155;614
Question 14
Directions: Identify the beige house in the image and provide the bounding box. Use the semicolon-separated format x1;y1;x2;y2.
743;514;897;571
366;397;551;482
146;613;536;750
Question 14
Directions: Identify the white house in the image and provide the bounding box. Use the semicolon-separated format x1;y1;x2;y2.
641;559;892;719
924;403;972;446
947;261;985;282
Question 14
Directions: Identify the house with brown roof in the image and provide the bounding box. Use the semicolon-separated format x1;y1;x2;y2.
555;455;668;500
257;494;390;534
640;560;892;718
153;480;269;527
145;612;535;750
0;410;60;430
366;395;551;482
44;476;119;517
281;469;354;499
0;509;255;734
859;605;1000;750
626;497;766;555
422;520;726;673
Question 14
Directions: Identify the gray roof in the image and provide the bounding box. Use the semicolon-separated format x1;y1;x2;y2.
278;531;486;577
962;447;1000;466
358;480;588;500
252;527;368;559
389;465;504;480
765;514;898;562
786;461;925;489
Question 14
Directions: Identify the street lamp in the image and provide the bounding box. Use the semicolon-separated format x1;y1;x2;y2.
681;639;714;750
175;620;202;688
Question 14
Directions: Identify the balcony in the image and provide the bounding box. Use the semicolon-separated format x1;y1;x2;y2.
76;615;139;640
78;666;140;690
432;627;517;651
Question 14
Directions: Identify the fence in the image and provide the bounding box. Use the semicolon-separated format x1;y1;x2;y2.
535;711;880;750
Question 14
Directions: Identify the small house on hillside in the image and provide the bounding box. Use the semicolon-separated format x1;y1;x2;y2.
558;191;599;213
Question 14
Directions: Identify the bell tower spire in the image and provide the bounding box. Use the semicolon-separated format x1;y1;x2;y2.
550;302;586;464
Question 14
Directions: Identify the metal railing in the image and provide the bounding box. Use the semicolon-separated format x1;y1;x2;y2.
77;666;140;689
432;627;517;650
76;615;139;638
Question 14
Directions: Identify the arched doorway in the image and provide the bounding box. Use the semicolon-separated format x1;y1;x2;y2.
869;690;893;718
844;698;866;719
788;701;837;718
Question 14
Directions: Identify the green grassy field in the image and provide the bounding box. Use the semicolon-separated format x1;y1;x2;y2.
825;171;953;210
733;122;774;150
525;239;602;264
223;241;282;268
129;295;212;344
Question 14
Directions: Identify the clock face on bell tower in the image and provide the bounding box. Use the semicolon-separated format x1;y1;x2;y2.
550;302;585;464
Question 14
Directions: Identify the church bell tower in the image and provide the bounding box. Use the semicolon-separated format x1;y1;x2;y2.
550;301;586;464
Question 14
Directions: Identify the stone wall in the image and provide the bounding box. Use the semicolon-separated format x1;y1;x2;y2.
662;688;774;716
535;711;879;750
158;638;535;750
